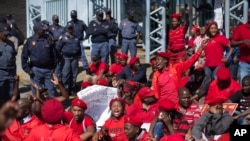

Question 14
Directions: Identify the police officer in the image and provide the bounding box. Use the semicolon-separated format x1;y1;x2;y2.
49;15;65;81
56;22;81;93
119;10;141;57
86;9;109;64
21;22;57;97
0;23;16;102
105;8;118;64
68;10;88;71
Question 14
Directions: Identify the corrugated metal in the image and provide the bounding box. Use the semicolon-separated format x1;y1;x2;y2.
45;0;68;26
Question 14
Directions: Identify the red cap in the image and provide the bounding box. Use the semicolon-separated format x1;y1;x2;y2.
120;53;128;60
158;98;176;111
207;21;217;29
71;98;87;110
124;115;143;127
191;26;200;33
96;77;109;86
41;99;64;123
157;52;170;60
170;13;181;19
206;96;225;105
216;67;231;80
129;57;139;66
109;98;125;108
114;52;121;57
81;81;93;89
137;87;155;99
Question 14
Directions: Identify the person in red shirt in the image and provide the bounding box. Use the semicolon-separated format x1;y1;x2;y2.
116;115;150;141
1;98;42;141
204;21;233;80
231;12;250;85
155;45;204;105
108;52;124;76
205;67;241;103
64;98;96;140
93;98;126;141
25;99;81;141
167;12;189;65
187;26;200;58
127;87;159;123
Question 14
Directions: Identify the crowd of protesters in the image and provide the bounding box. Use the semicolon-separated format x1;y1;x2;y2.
0;3;250;141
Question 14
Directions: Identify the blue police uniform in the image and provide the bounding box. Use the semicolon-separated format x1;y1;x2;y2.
0;24;16;101
21;22;57;97
119;18;140;57
49;21;66;81
68;19;88;70
106;17;118;64
56;30;81;91
86;18;109;64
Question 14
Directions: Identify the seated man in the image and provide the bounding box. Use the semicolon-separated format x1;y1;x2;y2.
64;98;96;140
192;96;233;141
107;52;128;77
116;57;147;84
229;75;250;125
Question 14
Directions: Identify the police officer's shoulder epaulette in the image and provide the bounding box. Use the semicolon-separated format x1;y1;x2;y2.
23;39;27;45
58;35;63;40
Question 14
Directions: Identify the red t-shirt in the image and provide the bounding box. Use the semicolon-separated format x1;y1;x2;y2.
126;101;159;123
205;79;241;103
25;124;81;141
103;116;125;139
232;23;250;63
188;37;196;48
89;61;108;76
109;63;123;76
1;115;43;141
63;111;95;136
168;25;188;50
204;34;230;67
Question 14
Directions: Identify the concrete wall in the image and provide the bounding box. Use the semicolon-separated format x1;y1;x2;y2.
0;0;26;37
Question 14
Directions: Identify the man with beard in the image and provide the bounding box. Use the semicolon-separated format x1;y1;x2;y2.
1;98;42;140
229;75;250;125
64;98;96;140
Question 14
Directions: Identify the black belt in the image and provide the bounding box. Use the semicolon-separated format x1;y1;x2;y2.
170;48;186;53
123;37;136;40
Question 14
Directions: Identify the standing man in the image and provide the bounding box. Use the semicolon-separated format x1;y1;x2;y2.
86;10;109;64
105;8;118;64
56;22;81;94
231;13;250;84
49;15;65;81
21;22;57;97
167;11;189;65
68;10;89;71
119;10;141;58
0;23;16;102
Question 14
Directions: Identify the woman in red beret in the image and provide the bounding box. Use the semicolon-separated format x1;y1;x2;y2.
203;21;233;80
167;11;189;65
92;98;126;141
63;98;96;141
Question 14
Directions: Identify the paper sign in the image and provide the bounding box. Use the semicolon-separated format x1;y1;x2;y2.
77;85;118;130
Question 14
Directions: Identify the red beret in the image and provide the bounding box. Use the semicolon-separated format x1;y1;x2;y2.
109;98;125;108
158;98;176;111
170;13;181;19
41;99;64;123
123;80;139;93
216;67;231;80
137;87;155;99
124;115;143;127
96;77;109;86
114;52;121;57
157;52;170;60
120;53;128;60
71;98;87;110
129;57;139;66
207;21;217;29
206;96;226;105
191;26;200;33
81;81;93;89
